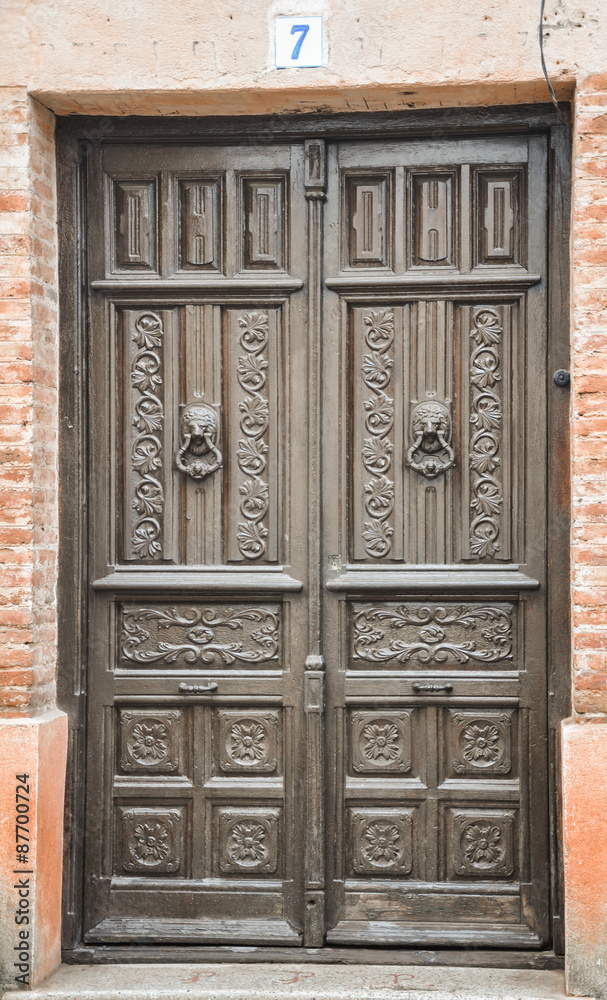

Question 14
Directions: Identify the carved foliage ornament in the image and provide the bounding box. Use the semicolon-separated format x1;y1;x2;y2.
407;400;455;479
469;307;503;558
361;309;395;558
176;402;222;480
236;312;270;560
122;605;280;666
353;604;513;664
130;312;165;559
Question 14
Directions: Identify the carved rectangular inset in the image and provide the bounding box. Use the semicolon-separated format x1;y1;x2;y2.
349;808;414;876
226;308;280;563
179;178;221;270
411;173;455;267
118;709;184;775
350;306;404;562
114;180;156;271
242;177;286;270
445;709;516;779
350;601;515;669
118;806;184;875
214;807;281;876
445;807;517;880
346;174;391;268
349;710;412;775
119;603;281;670
476;171;522;265
124;310;167;561
458;303;513;562
214;709;282;775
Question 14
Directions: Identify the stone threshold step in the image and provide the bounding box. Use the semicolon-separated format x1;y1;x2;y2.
1;963;591;1000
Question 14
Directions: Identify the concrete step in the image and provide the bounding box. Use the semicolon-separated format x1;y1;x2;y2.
1;962;587;1000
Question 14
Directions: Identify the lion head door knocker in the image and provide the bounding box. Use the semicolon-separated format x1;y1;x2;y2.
176;403;223;480
406;400;455;479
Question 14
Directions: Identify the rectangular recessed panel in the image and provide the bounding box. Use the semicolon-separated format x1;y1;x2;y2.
179;178;221;270
345;174;391;268
476;170;523;265
242;176;286;270
114;179;156;271
411;173;455;267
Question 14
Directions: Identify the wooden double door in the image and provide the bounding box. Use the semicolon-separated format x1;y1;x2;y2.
82;127;555;950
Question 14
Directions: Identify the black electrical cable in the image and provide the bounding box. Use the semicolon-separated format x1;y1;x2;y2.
539;0;570;127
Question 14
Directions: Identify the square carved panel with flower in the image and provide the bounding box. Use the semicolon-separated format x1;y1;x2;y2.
118;709;184;775
214;807;281;876
445;709;515;779
349;808;414;876
118;806;185;876
349;710;413;775
215;709;282;775
446;808;516;880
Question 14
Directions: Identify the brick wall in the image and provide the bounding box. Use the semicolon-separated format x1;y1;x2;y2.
572;76;607;716
0;90;58;715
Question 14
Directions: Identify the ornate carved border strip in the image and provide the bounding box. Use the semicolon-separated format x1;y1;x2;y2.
361;309;395;558
235;311;270;560
130;311;165;559
469;307;503;559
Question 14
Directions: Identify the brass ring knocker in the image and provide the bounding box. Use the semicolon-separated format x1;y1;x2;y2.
406;400;455;479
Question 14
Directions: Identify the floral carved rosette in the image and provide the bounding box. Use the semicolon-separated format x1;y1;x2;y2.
469;307;503;558
130;311;165;559
361;309;395;558
235;312;270;560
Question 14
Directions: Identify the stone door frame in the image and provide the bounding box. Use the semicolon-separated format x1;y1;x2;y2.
55;103;571;964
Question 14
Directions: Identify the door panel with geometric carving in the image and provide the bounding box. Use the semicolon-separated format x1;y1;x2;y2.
82;128;552;950
322;135;550;948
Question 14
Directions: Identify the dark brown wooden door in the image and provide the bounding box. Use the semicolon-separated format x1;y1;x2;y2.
322;136;550;948
82;130;551;950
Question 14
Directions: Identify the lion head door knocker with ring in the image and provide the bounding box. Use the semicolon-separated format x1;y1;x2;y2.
407;400;455;479
176;403;223;480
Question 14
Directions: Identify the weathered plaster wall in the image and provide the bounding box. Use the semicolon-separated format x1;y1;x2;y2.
0;0;605;115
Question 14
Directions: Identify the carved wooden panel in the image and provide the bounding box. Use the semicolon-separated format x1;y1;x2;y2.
214;709;282;775
351;306;404;561
349;710;412;775
242;176;286;270
120;603;281;669
351;601;514;668
445;709;515;778
458;303;514;562
446;808;516;880
118;806;185;875
345;174;392;268
118;709;184;775
475;170;523;266
226;308;280;563
215;807;281;875
123;309;170;562
178;178;222;270
411;172;455;267
113;179;156;271
349;808;414;876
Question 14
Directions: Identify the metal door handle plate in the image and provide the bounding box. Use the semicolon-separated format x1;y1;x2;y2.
412;682;454;695
179;681;219;694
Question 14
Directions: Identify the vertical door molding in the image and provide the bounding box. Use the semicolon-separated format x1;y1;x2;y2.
303;139;327;945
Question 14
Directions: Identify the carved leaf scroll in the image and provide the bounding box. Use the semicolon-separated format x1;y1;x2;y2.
236;312;270;559
353;603;513;665
361;309;395;558
130;311;165;559
121;605;280;666
469;307;503;559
